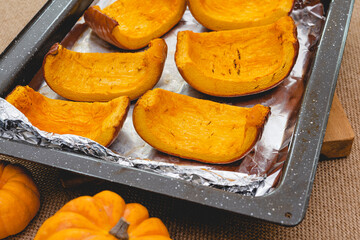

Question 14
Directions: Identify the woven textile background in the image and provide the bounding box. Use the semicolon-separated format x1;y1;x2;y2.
0;0;359;239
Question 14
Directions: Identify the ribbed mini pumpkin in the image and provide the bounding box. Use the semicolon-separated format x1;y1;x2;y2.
34;191;171;240
0;161;40;239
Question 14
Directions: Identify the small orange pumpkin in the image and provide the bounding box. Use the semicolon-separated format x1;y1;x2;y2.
0;161;40;239
35;190;171;240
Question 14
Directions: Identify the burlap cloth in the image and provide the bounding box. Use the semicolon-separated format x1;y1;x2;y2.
0;0;359;239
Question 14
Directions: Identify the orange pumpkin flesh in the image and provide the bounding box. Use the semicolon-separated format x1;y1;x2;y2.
84;0;186;50
188;0;294;30
34;190;171;240
43;39;167;101
133;89;270;164
175;16;298;97
0;161;40;239
6;86;130;147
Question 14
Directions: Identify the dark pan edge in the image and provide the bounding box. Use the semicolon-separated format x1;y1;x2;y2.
0;0;94;97
0;0;355;226
268;0;355;226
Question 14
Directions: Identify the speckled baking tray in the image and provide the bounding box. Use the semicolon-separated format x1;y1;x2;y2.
0;0;354;226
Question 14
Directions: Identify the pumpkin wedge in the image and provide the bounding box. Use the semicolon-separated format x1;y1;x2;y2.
133;89;270;164
43;39;167;101
188;0;294;30
6;86;130;147
84;0;186;50
175;16;298;97
35;190;171;240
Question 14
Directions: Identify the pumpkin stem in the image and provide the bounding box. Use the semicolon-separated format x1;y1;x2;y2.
109;217;130;240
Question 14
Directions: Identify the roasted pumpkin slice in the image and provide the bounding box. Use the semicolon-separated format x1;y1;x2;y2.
84;0;186;50
43;39;167;101
188;0;294;30
133;89;270;164
6;86;130;147
175;16;298;97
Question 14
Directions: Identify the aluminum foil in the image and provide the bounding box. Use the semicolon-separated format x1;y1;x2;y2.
1;0;325;196
0;98;264;194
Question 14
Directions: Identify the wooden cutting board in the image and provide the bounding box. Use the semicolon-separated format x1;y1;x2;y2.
320;93;355;159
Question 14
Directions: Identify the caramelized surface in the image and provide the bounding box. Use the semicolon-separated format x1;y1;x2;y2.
133;89;270;164
103;0;182;37
6;86;129;146
175;16;298;97
188;31;283;80
84;0;186;49
188;0;294;30
43;39;167;101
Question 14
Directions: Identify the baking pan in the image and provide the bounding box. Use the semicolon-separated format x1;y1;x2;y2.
0;0;354;226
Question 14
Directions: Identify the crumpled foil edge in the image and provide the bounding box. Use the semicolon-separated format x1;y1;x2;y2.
0;98;265;195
